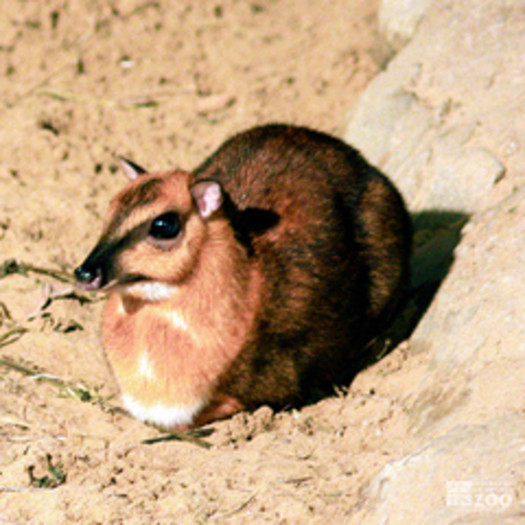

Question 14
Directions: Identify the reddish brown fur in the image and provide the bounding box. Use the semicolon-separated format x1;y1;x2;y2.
100;174;261;423
76;124;411;430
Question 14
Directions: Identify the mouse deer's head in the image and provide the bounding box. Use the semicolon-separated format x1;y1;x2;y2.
75;159;226;301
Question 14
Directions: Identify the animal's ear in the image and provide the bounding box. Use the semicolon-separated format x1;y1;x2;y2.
118;157;147;180
190;180;224;219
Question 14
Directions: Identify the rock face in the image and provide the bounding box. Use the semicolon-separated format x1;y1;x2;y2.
355;415;524;524
344;0;525;522
345;0;523;215
379;0;431;50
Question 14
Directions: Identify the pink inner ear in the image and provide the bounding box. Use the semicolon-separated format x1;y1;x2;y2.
119;157;147;180
191;181;223;219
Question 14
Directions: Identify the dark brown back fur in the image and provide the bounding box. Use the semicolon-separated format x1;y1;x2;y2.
193;124;411;407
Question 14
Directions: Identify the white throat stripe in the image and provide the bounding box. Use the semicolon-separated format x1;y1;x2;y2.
124;282;177;301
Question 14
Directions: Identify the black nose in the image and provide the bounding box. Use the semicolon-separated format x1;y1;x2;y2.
74;264;97;283
74;262;104;291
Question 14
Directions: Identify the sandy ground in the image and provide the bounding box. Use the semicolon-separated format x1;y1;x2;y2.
0;1;430;523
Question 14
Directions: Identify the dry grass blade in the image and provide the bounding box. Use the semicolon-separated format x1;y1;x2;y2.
0;356;99;405
219;493;257;517
37;88;160;110
0;258;74;284
142;429;213;450
28;454;67;489
37;88;118;108
0;327;28;348
0;301;12;321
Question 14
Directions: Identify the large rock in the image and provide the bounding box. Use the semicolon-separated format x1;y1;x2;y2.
349;187;525;523
351;415;524;524
379;0;431;50
345;0;524;215
344;0;525;522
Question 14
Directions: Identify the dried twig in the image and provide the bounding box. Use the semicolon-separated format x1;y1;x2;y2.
26;282;95;321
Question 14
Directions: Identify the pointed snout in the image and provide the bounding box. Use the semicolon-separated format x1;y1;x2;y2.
75;238;124;292
74;262;104;291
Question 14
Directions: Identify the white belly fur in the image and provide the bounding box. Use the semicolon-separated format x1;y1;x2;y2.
122;394;205;428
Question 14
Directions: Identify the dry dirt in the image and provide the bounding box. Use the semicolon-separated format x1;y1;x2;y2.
0;2;429;523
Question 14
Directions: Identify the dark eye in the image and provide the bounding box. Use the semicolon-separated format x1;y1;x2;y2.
149;212;181;239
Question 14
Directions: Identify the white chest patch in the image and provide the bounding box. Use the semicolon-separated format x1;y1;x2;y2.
125;281;178;302
122;394;205;429
138;353;156;381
